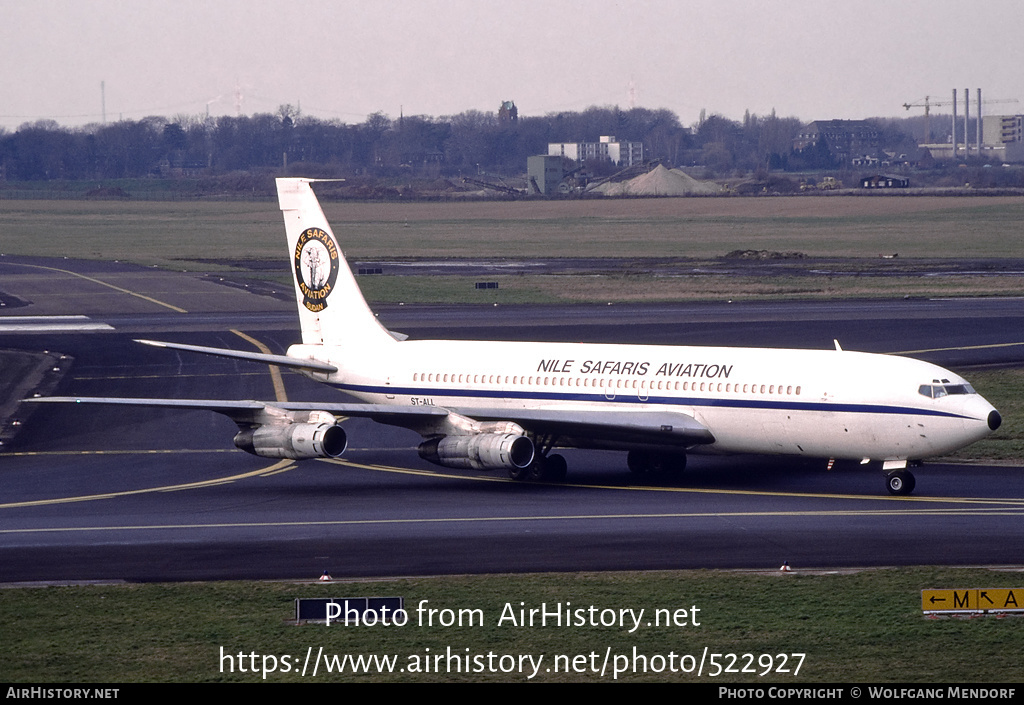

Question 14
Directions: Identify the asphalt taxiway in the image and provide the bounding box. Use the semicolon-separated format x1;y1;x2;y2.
1;256;1023;582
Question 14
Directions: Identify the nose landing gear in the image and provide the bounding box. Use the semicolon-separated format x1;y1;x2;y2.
885;467;916;496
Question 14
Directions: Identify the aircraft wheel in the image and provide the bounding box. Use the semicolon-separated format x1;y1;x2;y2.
627;450;651;474
650;452;686;476
526;454;568;482
545;454;568;481
666;452;687;475
526;458;546;481
508;464;531;481
886;469;915;496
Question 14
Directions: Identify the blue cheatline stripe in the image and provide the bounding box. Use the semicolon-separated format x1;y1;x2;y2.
329;382;977;421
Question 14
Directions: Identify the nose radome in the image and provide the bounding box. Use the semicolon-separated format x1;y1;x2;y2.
988;410;1002;431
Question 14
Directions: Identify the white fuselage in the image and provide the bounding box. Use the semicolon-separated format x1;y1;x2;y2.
291;338;997;463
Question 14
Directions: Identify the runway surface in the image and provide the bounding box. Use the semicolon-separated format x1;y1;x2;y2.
1;257;1023;582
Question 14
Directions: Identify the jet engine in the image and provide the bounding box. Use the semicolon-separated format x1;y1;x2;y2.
233;421;347;460
418;433;534;471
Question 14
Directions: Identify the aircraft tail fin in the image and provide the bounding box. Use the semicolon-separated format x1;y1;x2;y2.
276;178;395;349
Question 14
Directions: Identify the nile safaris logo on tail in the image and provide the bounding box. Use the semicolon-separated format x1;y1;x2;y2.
294;227;340;312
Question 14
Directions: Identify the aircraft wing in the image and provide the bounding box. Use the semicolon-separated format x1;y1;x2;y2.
24;397;447;425
25;396;712;447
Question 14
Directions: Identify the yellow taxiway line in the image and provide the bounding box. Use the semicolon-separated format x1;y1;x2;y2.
231;329;288;402
0;459;295;509
326;457;1024;507
4;262;188;313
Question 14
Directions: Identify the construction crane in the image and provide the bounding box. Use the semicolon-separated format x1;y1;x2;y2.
902;96;952;143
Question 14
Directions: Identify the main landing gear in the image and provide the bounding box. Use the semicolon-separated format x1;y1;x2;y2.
508;434;568;482
509;453;567;482
627;450;687;478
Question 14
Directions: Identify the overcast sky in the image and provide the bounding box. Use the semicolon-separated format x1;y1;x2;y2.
2;0;1022;131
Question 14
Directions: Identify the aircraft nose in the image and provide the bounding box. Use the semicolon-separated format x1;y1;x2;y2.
988;409;1002;431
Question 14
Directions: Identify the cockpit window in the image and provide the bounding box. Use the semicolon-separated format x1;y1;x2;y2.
918;383;976;398
944;384;974;395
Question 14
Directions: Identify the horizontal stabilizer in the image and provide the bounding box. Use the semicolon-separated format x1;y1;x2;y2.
24;395;710;447
135;339;337;373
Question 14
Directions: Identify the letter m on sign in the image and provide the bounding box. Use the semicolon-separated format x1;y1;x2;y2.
953;591;970;609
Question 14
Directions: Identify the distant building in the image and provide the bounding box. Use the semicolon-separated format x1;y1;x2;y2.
982;115;1024;162
850;154;881;168
498;100;518;123
548;135;644;167
527;155;565;195
860;174;909;189
399;148;444;176
983;114;1023;145
926;115;1024;162
793;120;880;164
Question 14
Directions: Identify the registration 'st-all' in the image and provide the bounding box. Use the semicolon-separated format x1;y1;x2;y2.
35;179;1001;495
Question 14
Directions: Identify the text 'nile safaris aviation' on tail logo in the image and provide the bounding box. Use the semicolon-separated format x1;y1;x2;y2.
294;227;340;312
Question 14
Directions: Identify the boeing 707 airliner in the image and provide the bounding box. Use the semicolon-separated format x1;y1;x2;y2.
32;178;1001;495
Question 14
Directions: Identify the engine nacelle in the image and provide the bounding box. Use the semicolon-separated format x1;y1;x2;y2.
234;422;347;460
418;433;534;471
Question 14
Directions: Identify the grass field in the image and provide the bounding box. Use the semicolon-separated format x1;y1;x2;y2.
2;196;1024;264
355;273;1024;304
3;567;1023;683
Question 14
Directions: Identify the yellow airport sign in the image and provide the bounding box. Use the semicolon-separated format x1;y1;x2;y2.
922;588;1024;614
977;589;1022;611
